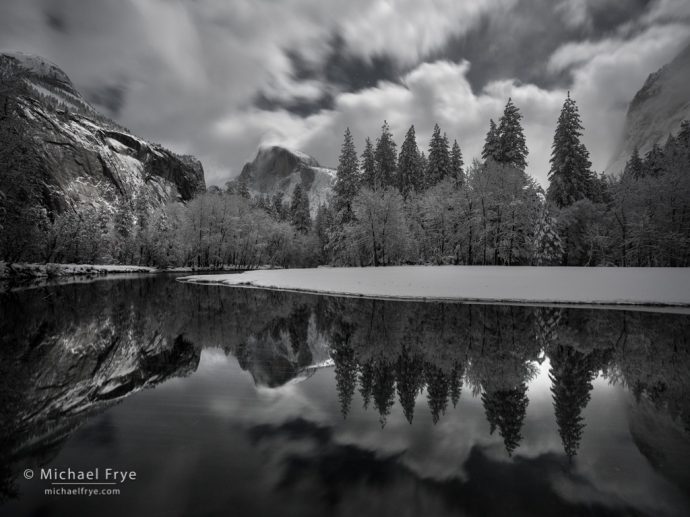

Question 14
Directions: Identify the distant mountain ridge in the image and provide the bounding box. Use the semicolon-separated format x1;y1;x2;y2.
239;145;335;214
606;43;690;175
0;51;205;216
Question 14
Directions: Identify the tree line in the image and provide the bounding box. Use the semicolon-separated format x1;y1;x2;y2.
2;94;689;268
322;95;690;267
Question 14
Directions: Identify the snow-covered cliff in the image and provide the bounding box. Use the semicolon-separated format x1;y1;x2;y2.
0;51;205;216
239;145;335;215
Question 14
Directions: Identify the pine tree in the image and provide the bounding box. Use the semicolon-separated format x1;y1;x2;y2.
624;145;644;179
238;178;251;199
482;119;500;162
496;98;529;170
361;137;376;189
418;151;429;189
427;123;451;186
532;207;564;265
397;125;421;197
333;127;360;222
374;121;397;189
271;191;287;221
290;183;311;233
450;139;464;186
546;93;593;208
643;144;665;177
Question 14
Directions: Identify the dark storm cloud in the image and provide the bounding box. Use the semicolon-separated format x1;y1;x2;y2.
434;0;655;92
291;36;404;93
255;35;406;116
253;91;334;117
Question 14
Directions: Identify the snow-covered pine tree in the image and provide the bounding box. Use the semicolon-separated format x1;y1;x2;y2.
333;127;360;222
290;183;311;233
418;151;428;188
624;145;644;179
238;178;251;199
271;191;287;221
532;207;564;265
450;139;464;186
546;93;593;208
360;137;376;190
397;125;421;197
427;123;451;186
482;119;500;162
496;98;528;170
374;121;397;189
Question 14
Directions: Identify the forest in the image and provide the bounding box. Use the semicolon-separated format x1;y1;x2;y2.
2;95;689;268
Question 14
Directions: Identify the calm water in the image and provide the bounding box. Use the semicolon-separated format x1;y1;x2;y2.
1;275;689;517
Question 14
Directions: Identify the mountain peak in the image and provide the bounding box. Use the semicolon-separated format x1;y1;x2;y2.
1;51;78;95
239;145;334;214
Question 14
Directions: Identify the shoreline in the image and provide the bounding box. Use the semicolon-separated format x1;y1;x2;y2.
0;262;257;281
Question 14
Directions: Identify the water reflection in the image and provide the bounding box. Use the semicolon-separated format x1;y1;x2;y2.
1;276;689;516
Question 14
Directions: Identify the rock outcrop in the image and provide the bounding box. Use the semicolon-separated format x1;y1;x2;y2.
0;51;205;216
606;43;690;175
239;145;335;214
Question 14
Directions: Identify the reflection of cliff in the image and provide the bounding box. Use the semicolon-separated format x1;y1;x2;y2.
0;280;202;500
235;308;331;388
628;397;690;494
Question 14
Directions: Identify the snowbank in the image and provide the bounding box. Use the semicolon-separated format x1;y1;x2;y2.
0;262;156;280
179;266;690;307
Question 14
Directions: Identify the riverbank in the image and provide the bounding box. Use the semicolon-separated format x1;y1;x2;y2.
179;266;690;308
0;262;157;280
0;262;266;281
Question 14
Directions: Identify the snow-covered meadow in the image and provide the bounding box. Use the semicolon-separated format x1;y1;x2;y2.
180;266;690;307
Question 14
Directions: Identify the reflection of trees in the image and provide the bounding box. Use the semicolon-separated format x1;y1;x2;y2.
608;312;690;433
331;323;358;419
324;298;690;461
548;345;608;459
482;385;529;456
425;362;451;424
372;359;396;427
396;347;425;424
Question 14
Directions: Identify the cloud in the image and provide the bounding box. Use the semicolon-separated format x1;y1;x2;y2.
339;0;518;65
0;0;688;185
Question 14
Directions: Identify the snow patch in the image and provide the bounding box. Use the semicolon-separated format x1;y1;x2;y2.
179;266;690;308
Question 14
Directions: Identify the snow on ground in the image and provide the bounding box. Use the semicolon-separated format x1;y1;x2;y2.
0;262;156;280
179;266;690;307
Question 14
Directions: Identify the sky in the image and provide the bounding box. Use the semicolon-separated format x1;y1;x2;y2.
1;0;689;187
